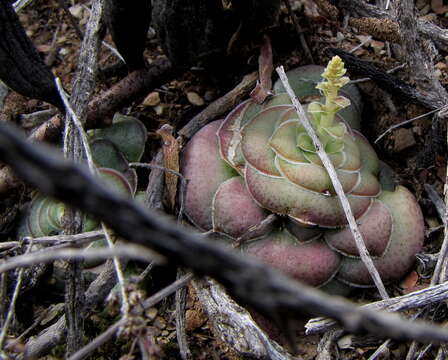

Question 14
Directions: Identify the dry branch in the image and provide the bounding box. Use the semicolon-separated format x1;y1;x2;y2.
193;277;297;360
2;123;448;344
306;280;448;335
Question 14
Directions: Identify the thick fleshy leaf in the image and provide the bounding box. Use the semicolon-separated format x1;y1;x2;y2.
38;197;62;235
275;156;359;194
323;122;347;139
27;194;48;237
324;138;344;154
90;139;129;173
269;120;309;164
301;132;359;170
122;168;138;195
181;120;238;230
98;168;133;197
285;220;322;243
262;93;292;108
326;200;392;257
45;200;98;233
212;177;269;239
350;168;381;197
273;65;324;98
217;101;251;170
241;105;292;176
89;114;147;162
245;230;341;286
245;165;371;227
337;186;424;286
296;133;316;153
353;131;380;175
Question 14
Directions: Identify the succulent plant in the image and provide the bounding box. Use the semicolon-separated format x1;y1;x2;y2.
181;57;424;289
21;114;147;239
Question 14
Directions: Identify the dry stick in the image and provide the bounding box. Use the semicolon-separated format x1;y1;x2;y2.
276;65;389;299
59;0;104;354
0;240;34;352
368;339;391;360
306;280;448;335
12;0;34;12
0;245;160;274
4;125;448;345
57;77;131;330
193;278;295;360
0;230;104;251
67;273;193;360
350;36;372;53
178;71;258;139
375;105;448;143
175;269;191;360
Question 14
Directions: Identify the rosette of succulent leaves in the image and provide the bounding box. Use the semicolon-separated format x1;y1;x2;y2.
181;56;424;291
19;114;147;266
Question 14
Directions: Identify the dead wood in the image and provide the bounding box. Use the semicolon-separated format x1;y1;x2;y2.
2;122;448;345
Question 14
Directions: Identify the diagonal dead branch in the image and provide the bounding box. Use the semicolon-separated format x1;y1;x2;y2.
3;123;448;344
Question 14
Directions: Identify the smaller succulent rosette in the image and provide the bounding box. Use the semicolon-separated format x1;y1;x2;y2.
21;114;147;239
181;57;424;288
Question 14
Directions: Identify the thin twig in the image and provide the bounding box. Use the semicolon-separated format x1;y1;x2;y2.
375;105;448;143
350;36;372;53
368;339;391;360
80;4;125;63
276;65;389;299
0;230;104;251
12;0;34;12
0;240;34;350
175;269;191;360
102;223;130;321
0;245;160;275
55;78;95;169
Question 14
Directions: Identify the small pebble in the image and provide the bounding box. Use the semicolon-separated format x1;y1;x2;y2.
69;4;84;19
143;92;161;107
187;92;204;106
